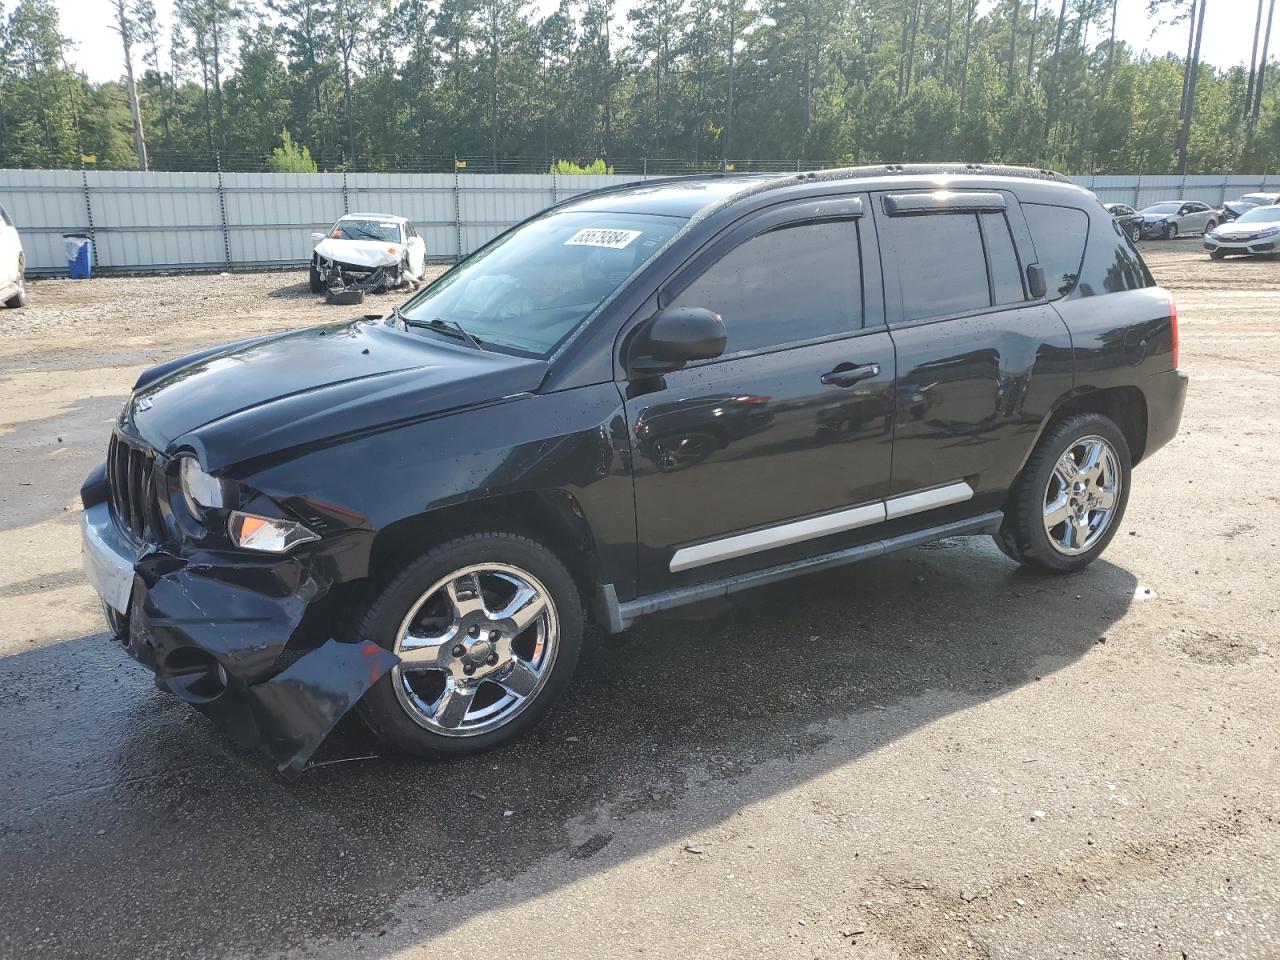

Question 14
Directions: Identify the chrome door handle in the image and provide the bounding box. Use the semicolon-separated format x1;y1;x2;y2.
821;362;880;387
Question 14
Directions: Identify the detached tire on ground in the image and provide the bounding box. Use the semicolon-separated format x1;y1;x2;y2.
356;532;584;757
996;412;1132;573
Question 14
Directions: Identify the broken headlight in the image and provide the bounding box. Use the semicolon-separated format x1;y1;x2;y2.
178;454;227;516
228;511;319;553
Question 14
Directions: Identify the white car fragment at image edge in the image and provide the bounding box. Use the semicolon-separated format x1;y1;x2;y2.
0;201;26;308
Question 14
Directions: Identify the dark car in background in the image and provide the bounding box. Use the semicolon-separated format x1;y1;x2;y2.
80;164;1186;772
1104;202;1144;243
1138;200;1219;239
1221;192;1280;222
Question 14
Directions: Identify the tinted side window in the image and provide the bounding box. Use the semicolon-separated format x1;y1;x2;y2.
1025;202;1154;298
1023;203;1088;300
980;212;1025;304
1082;218;1155;295
673;219;862;354
881;212;990;321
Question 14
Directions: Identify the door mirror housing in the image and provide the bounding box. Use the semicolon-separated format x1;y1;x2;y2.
1026;264;1047;299
310;231;326;244
629;306;727;375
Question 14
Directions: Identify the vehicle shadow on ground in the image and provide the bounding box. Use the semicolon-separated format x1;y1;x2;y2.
0;540;1137;960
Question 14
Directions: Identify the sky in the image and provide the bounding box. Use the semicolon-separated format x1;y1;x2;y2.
62;0;1255;86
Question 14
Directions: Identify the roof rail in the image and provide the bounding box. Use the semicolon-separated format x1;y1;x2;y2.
544;162;1072;214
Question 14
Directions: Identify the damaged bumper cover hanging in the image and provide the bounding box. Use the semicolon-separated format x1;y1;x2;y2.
82;498;397;774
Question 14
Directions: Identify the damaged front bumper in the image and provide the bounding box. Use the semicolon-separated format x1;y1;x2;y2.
81;500;396;774
317;257;400;288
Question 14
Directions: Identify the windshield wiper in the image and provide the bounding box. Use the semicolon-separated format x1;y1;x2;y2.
395;308;484;351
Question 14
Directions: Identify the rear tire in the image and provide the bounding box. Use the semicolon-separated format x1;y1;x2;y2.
995;413;1132;573
356;532;584;757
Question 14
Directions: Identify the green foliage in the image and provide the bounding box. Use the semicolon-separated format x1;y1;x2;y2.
550;158;615;174
268;129;318;171
1;0;1279;174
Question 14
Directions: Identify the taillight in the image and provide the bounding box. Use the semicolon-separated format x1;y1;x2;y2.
1169;296;1179;369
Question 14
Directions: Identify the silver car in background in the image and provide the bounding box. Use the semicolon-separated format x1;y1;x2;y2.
1138;200;1219;240
1203;205;1280;259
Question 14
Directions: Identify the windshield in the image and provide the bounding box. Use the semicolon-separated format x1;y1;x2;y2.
398;210;685;356
330;218;402;242
1141;202;1181;214
1235;205;1280;223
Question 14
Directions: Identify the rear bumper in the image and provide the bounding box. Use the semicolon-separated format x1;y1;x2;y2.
80;500;396;773
1143;369;1188;462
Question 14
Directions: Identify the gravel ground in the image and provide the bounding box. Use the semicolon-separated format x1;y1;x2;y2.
0;243;1277;960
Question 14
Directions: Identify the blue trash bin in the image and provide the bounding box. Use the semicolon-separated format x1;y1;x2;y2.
64;234;93;279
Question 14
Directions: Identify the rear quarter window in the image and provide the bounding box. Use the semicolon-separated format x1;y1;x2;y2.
1023;202;1153;300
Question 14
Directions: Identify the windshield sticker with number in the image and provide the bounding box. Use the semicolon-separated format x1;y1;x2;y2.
564;228;642;249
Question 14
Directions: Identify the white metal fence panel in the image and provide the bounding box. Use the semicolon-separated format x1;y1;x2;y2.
0;170;89;274
1067;173;1278;208
2;169;1276;275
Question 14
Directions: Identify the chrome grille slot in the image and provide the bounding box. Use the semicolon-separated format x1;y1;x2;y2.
105;433;163;542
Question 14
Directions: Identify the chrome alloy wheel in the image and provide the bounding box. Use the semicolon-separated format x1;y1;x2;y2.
391;563;559;736
1042;435;1122;556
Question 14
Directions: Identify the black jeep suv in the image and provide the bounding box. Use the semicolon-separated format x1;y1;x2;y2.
81;165;1186;771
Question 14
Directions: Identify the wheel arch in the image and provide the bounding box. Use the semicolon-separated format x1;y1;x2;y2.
1032;386;1149;468
367;489;603;615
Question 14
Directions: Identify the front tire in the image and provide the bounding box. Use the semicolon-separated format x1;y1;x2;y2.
356;532;584;757
308;260;324;294
1209;249;1227;260
996;413;1132;573
1163;223;1178;240
1127;223;1141;244
1203;219;1217;234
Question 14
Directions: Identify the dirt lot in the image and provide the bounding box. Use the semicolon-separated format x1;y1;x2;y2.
0;244;1276;960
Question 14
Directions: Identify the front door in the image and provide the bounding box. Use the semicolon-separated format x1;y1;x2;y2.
623;198;897;594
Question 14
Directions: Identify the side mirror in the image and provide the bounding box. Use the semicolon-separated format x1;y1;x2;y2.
1026;264;1047;299
310;232;326;244
629;306;727;375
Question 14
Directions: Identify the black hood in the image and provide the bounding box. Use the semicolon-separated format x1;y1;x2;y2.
124;319;549;471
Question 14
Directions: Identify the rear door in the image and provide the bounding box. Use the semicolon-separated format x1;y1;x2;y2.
623;196;897;593
874;190;1074;524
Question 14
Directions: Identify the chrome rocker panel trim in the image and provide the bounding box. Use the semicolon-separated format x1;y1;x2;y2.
669;480;974;573
603;510;1002;632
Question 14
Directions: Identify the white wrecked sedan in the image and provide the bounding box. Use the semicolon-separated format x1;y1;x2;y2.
309;214;427;293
